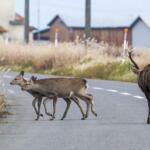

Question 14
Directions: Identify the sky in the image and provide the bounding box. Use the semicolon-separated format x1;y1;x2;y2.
15;0;150;29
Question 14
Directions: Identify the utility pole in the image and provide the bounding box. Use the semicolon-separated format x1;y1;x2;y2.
24;0;30;43
37;0;41;40
85;0;91;40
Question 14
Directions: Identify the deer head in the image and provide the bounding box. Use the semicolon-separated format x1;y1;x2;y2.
10;71;26;86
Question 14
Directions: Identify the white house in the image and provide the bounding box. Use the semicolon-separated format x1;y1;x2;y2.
0;0;35;42
131;17;150;48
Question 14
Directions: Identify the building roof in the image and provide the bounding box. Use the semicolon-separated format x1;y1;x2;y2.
9;13;36;31
9;13;24;25
0;26;8;33
47;14;150;29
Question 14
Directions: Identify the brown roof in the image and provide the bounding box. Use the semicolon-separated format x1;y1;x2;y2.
9;13;24;25
29;26;37;32
15;13;24;24
0;26;8;33
9;13;36;31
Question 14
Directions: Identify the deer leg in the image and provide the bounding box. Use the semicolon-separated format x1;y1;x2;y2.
32;98;38;115
145;92;150;124
147;101;150;124
61;98;71;120
84;101;90;119
50;96;57;120
88;94;97;117
91;99;98;117
43;98;53;117
76;94;92;120
35;97;43;121
71;96;85;118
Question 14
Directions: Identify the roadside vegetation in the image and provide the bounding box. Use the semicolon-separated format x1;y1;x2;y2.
0;67;10;117
0;41;150;83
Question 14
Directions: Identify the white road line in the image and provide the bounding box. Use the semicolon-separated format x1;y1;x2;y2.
7;89;15;94
133;95;145;99
3;75;13;79
92;87;104;90
91;86;145;102
106;89;118;93
120;92;131;96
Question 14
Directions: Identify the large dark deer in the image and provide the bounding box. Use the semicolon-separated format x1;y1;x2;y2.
128;51;150;124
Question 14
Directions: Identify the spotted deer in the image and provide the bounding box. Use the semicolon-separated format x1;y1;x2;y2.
128;51;150;124
10;71;85;120
22;76;97;120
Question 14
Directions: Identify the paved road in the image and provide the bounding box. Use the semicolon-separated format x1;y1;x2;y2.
0;71;150;150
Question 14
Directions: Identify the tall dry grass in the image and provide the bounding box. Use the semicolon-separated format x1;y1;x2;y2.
0;42;86;69
0;41;150;76
0;42;122;69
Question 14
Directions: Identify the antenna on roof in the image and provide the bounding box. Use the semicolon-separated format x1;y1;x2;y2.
37;0;41;40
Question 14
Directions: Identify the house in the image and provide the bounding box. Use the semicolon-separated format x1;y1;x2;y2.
34;15;150;48
0;0;35;42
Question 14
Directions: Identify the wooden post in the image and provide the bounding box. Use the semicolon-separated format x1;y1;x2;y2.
122;28;128;62
54;28;59;48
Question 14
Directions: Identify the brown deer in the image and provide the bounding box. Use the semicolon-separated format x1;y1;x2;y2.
10;71;45;120
10;71;85;120
128;51;150;124
22;76;97;120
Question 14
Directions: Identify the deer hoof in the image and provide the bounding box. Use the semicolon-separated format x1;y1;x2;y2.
40;114;43;117
35;118;39;121
94;113;98;117
46;113;53;117
81;117;85;120
147;119;150;124
50;116;55;120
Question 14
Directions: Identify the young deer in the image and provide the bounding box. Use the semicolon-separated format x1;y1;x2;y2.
10;71;48;120
10;71;85;120
22;76;97;120
128;51;150;124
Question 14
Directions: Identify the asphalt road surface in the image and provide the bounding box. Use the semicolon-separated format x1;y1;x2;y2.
0;71;150;150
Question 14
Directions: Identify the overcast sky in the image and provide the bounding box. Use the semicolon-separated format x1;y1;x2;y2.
16;0;150;29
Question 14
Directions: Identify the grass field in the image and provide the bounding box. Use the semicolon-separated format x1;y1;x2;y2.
0;42;150;82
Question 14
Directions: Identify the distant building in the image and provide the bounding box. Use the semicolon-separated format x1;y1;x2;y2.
34;15;150;48
0;0;35;42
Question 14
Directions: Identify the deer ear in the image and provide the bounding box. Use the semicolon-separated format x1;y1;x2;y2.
31;76;37;82
20;71;24;76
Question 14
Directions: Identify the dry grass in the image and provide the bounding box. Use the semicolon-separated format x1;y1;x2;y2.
0;95;6;114
0;41;123;69
0;41;150;81
0;42;86;70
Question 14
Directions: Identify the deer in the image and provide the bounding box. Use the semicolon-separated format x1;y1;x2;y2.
128;50;150;124
10;71;85;120
10;71;45;120
22;75;97;120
